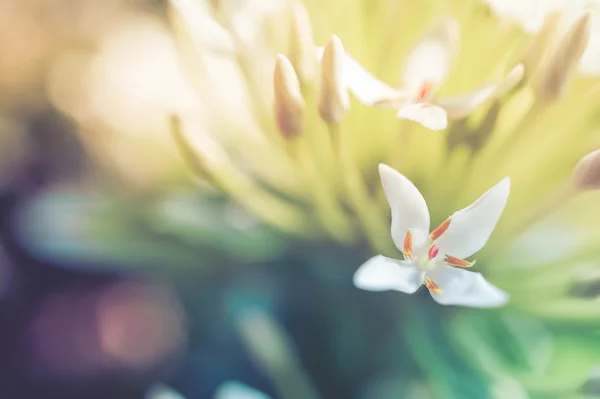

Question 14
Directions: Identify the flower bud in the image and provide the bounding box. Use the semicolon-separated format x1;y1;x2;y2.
318;35;350;124
274;54;305;138
289;2;317;84
522;10;562;81
536;12;592;101
571;149;600;191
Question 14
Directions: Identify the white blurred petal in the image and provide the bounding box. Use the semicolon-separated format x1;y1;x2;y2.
436;85;497;119
397;103;448;130
581;30;600;75
403;18;459;95
427;266;509;307
353;255;424;293
435;178;510;259
494;64;525;96
214;381;271;399
378;164;430;252
220;0;290;48
170;0;235;54
481;0;556;33
316;48;407;105
343;52;408;105
437;64;523;119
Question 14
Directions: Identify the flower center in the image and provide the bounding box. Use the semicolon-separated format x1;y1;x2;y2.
416;80;436;102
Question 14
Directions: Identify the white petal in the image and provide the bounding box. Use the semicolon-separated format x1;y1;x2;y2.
494;64;525;97
402;18;459;96
427;266;509;308
397;103;448;130
316;47;407;106
379;164;430;252
437;65;524;119
170;0;236;54
436;85;497;119
435;178;510;259
214;381;271;399
353;255;424;293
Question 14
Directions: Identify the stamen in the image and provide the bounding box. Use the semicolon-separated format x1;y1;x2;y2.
403;230;413;260
444;255;474;268
424;277;442;294
428;245;439;259
429;218;451;241
417;81;435;102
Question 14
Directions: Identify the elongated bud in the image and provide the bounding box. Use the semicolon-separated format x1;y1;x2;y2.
274;54;305;138
318;35;349;124
289;2;317;84
522;10;562;81
536;12;592;101
571;149;600;191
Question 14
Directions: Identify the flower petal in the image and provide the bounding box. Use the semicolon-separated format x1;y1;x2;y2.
343;52;409;105
435;178;510;259
427;266;508;308
402;18;459;96
437;64;524;119
316;47;407;106
436;85;497;119
353;255;424;293
397;103;448;130
379;164;430;252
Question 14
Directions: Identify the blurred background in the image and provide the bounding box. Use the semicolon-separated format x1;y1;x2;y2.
3;0;600;398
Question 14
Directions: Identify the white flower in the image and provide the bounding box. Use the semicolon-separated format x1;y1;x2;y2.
318;20;523;131
353;164;510;308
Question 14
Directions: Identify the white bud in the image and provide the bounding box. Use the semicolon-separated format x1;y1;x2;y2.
318;35;349;124
522;10;562;81
536;12;592;101
289;2;317;84
572;149;600;191
274;54;305;138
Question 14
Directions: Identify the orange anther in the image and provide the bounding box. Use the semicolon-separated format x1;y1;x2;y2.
444;255;474;268
429;218;451;241
424;277;442;294
403;230;413;260
428;245;439;259
417;81;435;102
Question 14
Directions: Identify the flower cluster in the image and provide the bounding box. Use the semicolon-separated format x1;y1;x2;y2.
169;0;600;313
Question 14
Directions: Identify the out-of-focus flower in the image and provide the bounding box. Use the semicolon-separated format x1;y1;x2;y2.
214;381;271;399
327;21;524;130
17;0;600;397
482;0;600;75
354;164;509;308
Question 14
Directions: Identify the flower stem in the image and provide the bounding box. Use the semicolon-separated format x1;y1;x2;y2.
329;123;394;255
